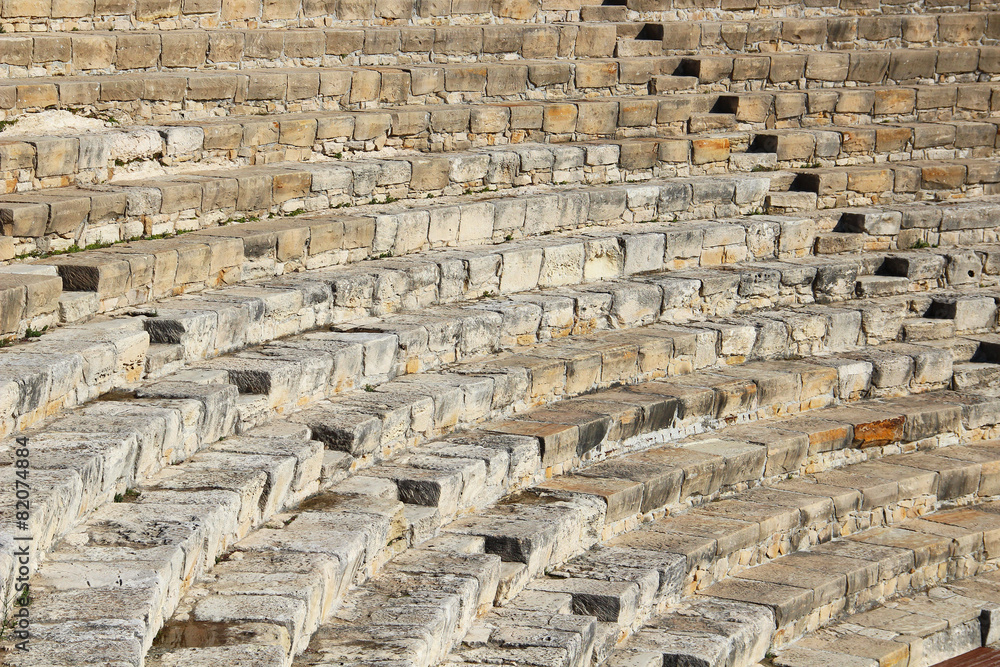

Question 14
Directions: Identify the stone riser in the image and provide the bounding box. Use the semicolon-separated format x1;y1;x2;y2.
6;98;1000;200
5;51;1000;122
0;0;991;33
2;17;1000;78
0;144;768;258
773;573;1000;667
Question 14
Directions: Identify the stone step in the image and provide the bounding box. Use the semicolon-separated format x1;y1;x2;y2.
1;16;998;78
816;197;1000;252
773;571;1000;667
0;24;614;79
516;442;1000;667
0;57;688;119
0;0;981;33
4;56;1000;125
765;158;1000;213
656;13;1000;55
3;83;997;198
6;176;1000;342
17;174;767;315
716;82;1000;129
578;0;987;22
151;241;1000;361
758;121;1000;168
20;108;999;199
0;140;769;253
675;46;1000;91
0;115;760;197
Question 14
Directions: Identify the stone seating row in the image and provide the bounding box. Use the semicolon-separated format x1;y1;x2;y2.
1;15;998;77
145;390;1000;666
6;47;1000;119
0;0;984;33
5;262;997;631
772;571;1000;667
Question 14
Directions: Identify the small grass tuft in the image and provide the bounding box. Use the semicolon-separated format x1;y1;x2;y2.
114;488;141;503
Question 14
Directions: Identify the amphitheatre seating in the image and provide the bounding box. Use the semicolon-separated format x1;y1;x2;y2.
5;0;1000;666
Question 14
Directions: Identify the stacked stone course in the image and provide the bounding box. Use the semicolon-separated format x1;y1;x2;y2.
7;0;1000;665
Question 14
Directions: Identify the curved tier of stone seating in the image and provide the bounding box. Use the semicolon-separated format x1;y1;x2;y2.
130;381;1000;667
3;50;1000;123
9;234;1000;664
0;188;997;470
4;118;1000;259
0;0;984;33
767;571;1000;666
4;0;1000;662
8;242;996;656
0;16;997;77
0;144;770;254
6;107;1000;198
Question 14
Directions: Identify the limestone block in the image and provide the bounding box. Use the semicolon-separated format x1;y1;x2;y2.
161;32;209;68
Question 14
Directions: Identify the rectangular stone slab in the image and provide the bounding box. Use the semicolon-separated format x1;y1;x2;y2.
809;469;899;511
655;512;761;557
809;539;914;581
609;529;716;572
698;578;813;627
770;478;862;518
695;499;801;537
779;551;880;596
735;562;845;608
740;487;835;526
537;475;643;523
847;526;953;569
577;457;684;514
881;452;981;500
